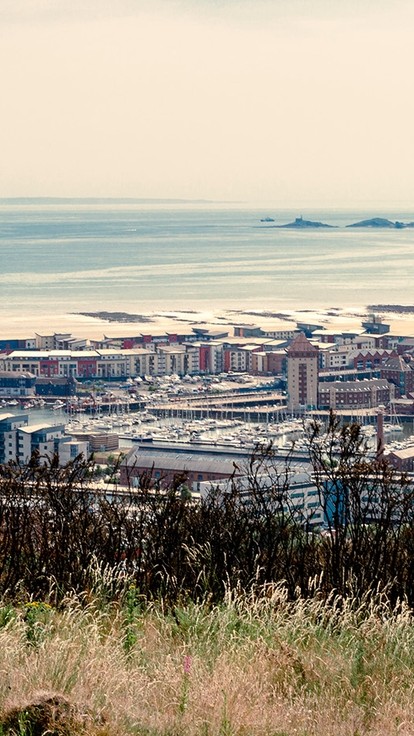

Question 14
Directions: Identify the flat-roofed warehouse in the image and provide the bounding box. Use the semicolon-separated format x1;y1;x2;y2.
120;444;250;489
120;440;312;491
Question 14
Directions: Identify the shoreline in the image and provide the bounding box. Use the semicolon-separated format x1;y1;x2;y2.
1;304;414;341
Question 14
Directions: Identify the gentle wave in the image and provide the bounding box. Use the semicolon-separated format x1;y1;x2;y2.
1;205;414;317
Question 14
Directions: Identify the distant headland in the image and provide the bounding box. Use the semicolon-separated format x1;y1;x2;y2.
0;197;223;205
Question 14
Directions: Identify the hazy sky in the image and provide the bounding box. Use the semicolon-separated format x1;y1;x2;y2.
2;0;414;204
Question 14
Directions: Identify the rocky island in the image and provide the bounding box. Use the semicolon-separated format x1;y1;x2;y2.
258;215;414;229
276;216;335;229
347;217;408;228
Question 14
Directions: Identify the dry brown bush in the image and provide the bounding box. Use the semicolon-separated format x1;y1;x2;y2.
0;692;107;736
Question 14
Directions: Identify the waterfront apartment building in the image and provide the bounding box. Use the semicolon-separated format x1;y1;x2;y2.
157;345;200;376
198;342;224;374
0;338;36;351
250;350;286;375
0;344;202;381
318;379;394;410
0;349;149;379
320;347;397;371
222;344;265;373
380;355;414;397
0;351;100;378
349;350;397;371
58;438;90;465
0;413;29;463
0;413;66;464
286;333;319;413
0;371;36;398
35;333;73;350
2;322;414;410
17;423;66;464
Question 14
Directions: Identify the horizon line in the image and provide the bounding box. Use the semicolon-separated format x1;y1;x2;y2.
0;196;241;205
1;197;413;209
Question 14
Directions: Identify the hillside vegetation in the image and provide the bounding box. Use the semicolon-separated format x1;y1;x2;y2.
1;416;414;734
1;583;414;736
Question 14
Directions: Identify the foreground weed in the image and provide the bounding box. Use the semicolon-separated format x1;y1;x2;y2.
23;602;52;648
0;604;16;629
178;655;192;715
219;692;233;736
122;585;143;656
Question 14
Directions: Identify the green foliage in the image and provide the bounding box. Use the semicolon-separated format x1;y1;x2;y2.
122;584;144;656
0;603;16;629
23;601;53;648
218;693;232;736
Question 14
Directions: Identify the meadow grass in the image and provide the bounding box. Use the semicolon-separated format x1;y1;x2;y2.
1;584;414;736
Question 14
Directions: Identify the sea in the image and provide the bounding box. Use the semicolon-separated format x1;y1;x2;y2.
1;203;414;330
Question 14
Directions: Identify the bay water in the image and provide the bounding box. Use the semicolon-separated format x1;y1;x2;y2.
1;204;414;324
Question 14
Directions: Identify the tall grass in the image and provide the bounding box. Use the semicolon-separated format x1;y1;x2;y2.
1;582;414;735
2;425;414;733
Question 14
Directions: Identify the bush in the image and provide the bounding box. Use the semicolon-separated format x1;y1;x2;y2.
0;416;413;606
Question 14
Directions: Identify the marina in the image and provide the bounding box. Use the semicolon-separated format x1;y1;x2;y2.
8;393;414;458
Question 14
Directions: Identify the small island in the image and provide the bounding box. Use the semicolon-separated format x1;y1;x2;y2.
256;214;414;229
276;216;335;229
347;217;407;229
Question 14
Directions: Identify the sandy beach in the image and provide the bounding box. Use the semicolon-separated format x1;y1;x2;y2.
2;305;414;342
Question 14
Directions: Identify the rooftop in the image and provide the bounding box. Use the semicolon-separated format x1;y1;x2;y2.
123;446;244;476
19;423;64;434
388;447;414;460
0;413;23;422
286;333;319;355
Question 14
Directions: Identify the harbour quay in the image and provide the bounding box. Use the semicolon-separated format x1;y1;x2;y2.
151;388;287;421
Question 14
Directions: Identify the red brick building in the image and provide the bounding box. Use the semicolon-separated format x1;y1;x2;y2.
287;334;319;412
351;350;397;371
318;379;394;410
380;355;414;397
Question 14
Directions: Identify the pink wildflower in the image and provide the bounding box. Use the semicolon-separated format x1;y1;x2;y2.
183;655;192;675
